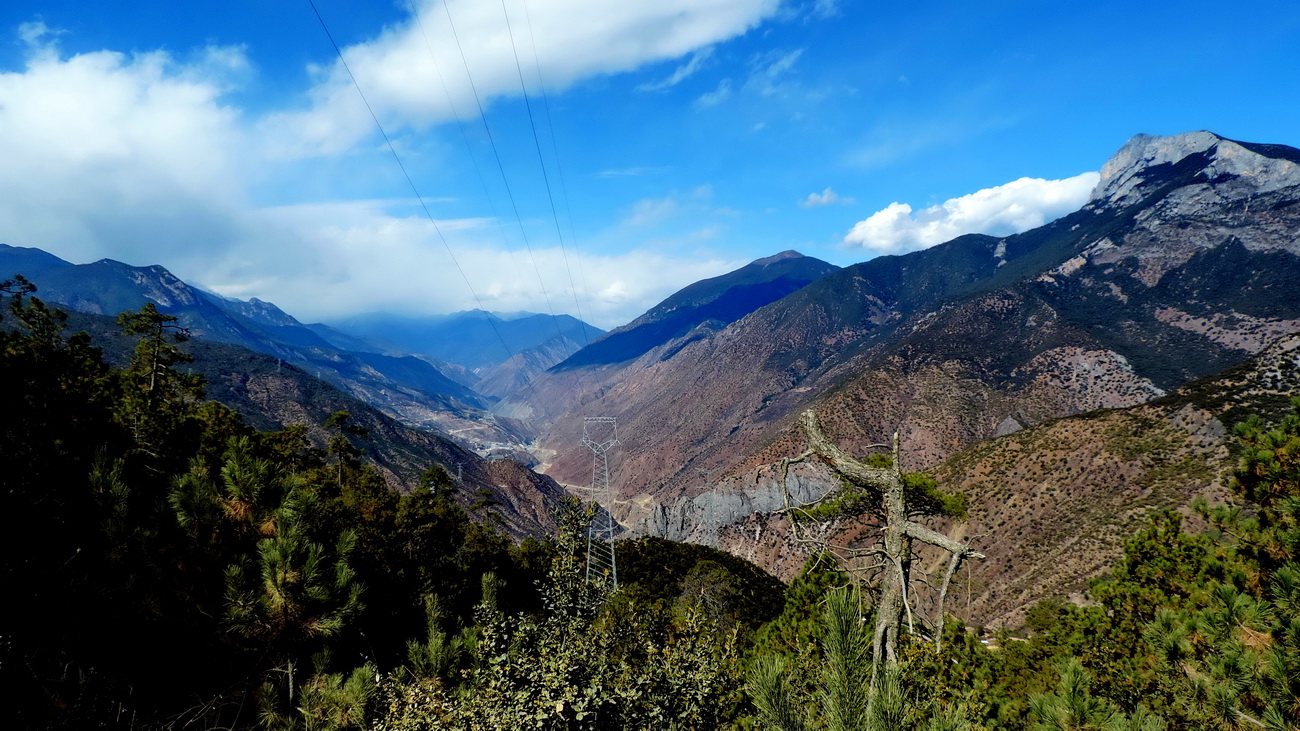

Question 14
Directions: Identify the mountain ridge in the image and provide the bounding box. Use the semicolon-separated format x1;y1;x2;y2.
74;306;566;538
0;246;543;454
329;309;604;372
550;250;838;371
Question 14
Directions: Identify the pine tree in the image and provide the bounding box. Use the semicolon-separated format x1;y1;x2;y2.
1138;400;1300;730
116;302;203;462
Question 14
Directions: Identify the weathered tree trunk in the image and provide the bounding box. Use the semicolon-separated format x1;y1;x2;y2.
793;409;984;701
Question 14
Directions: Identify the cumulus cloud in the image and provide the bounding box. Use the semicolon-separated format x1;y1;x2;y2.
843;172;1100;255
0;36;254;269
800;187;853;207
264;0;781;155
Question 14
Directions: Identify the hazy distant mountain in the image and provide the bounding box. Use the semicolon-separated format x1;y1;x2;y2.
515;131;1300;583
551;250;838;371
329;310;604;372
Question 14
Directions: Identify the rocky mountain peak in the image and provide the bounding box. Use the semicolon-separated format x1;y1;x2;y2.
1090;131;1300;207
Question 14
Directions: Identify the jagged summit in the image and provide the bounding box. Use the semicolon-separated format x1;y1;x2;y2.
1091;131;1300;207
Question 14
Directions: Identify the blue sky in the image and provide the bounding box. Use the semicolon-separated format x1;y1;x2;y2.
1;0;1297;327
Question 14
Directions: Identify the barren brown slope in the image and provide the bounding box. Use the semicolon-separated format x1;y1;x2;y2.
929;331;1300;629
706;333;1300;631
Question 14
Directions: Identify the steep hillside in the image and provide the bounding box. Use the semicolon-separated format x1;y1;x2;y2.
476;334;591;400
914;330;1299;629
519;131;1300;568
692;333;1299;631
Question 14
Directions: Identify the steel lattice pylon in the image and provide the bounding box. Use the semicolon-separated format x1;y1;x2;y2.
582;417;619;587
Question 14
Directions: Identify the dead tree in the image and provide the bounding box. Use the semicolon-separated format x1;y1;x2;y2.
777;409;984;692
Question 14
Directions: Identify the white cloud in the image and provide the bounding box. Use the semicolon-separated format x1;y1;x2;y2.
621;186;716;227
204;201;739;327
692;46;802;109
843;172;1100;255
812;0;842;18
0;37;254;269
265;0;781;156
800;187;853;207
745;48;802;96
17;20;60;47
625;196;682;227
595;166;668;178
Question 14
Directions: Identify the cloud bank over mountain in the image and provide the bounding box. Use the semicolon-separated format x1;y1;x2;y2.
0;10;767;328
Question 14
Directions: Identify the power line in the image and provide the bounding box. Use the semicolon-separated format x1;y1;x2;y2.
310;0;603;421
304;0;532;399
497;0;593;347
438;0;603;405
409;1;542;321
518;0;600;343
438;0;573;352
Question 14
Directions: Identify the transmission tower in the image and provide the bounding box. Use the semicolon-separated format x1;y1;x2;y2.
582;417;619;587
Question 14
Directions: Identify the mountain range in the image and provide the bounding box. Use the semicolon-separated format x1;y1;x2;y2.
550;250;839;371
5;304;570;539
331;310;603;372
498;131;1300;624
6;129;1299;628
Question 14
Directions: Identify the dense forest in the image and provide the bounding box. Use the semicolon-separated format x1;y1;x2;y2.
3;277;1298;730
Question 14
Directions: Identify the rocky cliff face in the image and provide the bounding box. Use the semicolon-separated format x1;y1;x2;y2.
1078;132;1300;287
521;132;1300;596
1091;132;1300;209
